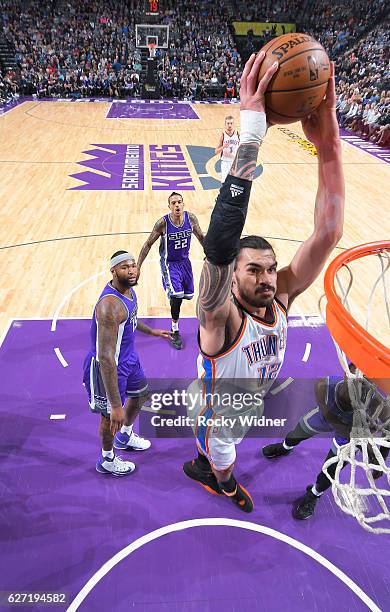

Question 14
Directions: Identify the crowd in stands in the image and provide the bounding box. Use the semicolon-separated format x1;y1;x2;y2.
0;68;16;102
335;23;389;146
304;0;388;59
232;0;303;25
0;0;144;100
155;0;240;99
0;0;240;101
0;0;388;144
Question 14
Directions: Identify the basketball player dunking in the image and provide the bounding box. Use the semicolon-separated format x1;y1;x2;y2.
183;52;345;512
83;251;171;476
137;192;204;350
215;115;240;183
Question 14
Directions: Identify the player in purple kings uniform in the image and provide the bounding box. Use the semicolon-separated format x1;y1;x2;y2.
137;192;204;350
83;251;171;476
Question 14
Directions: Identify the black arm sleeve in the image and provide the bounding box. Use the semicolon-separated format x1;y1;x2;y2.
203;175;252;266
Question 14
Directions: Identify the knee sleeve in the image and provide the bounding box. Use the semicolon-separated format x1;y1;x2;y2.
170;297;182;320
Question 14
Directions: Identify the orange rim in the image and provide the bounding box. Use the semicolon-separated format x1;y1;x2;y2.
324;241;390;392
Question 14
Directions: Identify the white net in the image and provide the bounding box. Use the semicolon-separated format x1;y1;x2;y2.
323;380;390;533
320;248;390;534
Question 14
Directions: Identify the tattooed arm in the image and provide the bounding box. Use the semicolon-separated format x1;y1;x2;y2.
197;260;235;355
96;296;127;434
229;143;261;180
188;212;205;246
198;53;279;355
197;141;263;355
136;217;165;280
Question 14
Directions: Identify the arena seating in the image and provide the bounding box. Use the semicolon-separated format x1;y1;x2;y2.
0;0;388;139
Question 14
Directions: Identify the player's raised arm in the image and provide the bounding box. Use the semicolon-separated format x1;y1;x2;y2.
276;63;345;309
198;53;278;355
136;217;165;280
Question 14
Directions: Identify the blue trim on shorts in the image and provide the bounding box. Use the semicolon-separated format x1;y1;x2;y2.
202;357;213;396
196;406;214;454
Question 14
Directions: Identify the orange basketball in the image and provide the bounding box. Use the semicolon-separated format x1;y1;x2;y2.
257;33;330;125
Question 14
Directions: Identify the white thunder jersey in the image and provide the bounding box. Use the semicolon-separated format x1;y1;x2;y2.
221;130;240;162
197;299;288;399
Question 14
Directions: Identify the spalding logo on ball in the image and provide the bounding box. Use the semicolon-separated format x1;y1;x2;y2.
257;33;331;125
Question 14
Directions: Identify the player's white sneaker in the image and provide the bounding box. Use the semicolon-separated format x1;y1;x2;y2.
114;431;151;451
96;454;136;476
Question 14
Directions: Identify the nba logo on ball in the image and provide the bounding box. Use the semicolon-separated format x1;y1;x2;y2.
307;56;319;81
256;33;330;124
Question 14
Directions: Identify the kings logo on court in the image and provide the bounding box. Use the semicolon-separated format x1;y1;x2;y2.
69;144;263;191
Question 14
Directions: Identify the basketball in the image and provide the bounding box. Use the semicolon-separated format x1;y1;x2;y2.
257;33;331;124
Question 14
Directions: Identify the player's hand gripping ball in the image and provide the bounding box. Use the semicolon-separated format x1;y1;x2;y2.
256;33;330;124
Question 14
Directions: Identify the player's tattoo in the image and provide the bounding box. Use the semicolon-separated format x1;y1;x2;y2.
99;362;122;408
96;299;127;408
229;143;260;181
197;259;233;326
137;218;165;269
189;212;204;245
136;320;154;335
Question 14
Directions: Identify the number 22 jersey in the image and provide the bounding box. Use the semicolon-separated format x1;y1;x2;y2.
159;212;193;263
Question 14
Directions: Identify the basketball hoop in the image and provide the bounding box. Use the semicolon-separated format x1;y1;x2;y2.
148;42;156;59
324;240;390;392
321;240;390;533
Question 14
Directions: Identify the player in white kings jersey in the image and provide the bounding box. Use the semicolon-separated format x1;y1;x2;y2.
215;115;240;183
183;53;345;512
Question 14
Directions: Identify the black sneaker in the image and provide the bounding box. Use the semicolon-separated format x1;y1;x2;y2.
222;483;254;513
171;331;183;350
183;458;222;495
293;485;319;520
262;442;293;458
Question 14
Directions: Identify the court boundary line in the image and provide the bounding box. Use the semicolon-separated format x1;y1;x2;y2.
0;318;13;349
49;257;208;334
270;376;294;395
3;96;388;160
22;104;226;133
0;315;323;370
54;347;69;367
0;99;29;116
302;342;312;362
66;518;381;612
50;270;106;332
51;267;326;336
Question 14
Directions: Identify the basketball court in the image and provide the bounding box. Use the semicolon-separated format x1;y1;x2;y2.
1;97;389;610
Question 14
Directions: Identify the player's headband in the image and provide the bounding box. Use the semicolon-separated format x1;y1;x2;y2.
110;252;135;270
